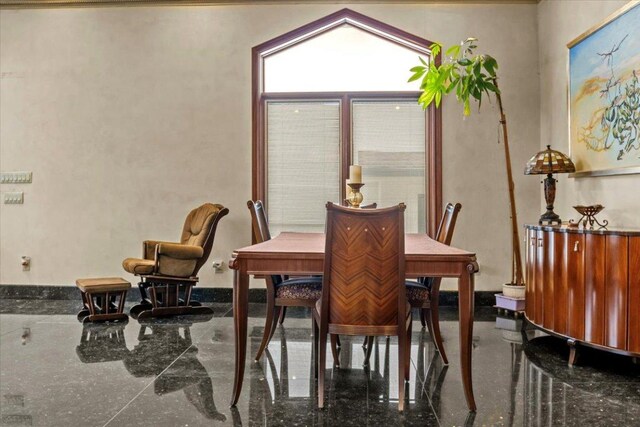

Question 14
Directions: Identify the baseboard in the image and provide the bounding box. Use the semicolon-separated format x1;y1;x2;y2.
0;284;497;306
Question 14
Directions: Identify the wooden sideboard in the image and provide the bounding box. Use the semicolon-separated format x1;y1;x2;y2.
524;224;640;364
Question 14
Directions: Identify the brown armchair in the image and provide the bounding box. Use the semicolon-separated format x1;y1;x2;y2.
123;203;229;319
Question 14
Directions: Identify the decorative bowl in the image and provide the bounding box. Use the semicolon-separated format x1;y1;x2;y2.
573;204;604;216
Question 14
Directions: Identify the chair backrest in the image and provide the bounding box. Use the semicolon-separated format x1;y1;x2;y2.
247;200;283;286
246;200;272;243
321;202;406;335
436;203;462;245
421;202;461;287
179;203;229;275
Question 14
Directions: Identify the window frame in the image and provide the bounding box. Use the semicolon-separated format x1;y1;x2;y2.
252;8;442;237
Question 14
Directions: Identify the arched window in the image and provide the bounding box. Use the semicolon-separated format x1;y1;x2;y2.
252;9;442;236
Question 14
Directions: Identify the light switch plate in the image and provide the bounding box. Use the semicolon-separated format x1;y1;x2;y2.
0;172;32;184
4;192;24;204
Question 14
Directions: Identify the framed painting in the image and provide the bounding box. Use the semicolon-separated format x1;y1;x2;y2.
568;1;640;177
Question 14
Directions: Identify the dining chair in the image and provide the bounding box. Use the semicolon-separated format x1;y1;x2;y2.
405;202;461;365
313;202;412;411
277;202;378;326
247;200;324;361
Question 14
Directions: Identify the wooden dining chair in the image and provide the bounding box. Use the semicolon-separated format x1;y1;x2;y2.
278;202;377;326
247;200;324;361
313;202;412;411
405;202;461;365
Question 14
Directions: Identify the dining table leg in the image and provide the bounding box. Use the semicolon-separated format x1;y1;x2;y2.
231;267;249;407
458;262;477;412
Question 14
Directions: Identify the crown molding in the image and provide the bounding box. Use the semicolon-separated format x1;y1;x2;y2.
1;0;540;10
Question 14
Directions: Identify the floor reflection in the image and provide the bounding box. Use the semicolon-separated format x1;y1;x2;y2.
76;320;226;422
248;325;448;424
522;335;640;426
3;302;639;426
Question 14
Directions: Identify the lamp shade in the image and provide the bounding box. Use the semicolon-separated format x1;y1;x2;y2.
524;145;576;175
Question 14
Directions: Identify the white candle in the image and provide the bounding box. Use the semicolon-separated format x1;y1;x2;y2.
349;165;362;183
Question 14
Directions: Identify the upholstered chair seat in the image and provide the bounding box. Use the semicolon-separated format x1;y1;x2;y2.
274;277;323;300
405;280;431;305
122;258;155;276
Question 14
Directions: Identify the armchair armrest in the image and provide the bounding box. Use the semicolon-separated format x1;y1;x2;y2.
157;243;204;260
143;240;176;260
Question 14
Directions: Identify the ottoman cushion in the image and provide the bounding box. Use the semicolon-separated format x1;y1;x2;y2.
76;277;131;293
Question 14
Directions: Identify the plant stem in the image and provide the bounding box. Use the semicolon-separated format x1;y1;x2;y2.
493;78;524;286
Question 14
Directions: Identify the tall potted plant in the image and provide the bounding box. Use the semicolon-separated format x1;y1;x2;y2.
409;38;525;296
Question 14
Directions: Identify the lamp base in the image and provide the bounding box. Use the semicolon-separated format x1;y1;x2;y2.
538;210;561;225
539;173;561;225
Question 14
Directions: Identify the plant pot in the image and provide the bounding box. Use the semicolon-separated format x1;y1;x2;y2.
502;284;525;299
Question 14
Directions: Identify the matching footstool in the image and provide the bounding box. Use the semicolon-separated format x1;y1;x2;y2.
76;277;131;323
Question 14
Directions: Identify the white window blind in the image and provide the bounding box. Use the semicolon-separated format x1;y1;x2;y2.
352;101;427;233
267;101;341;235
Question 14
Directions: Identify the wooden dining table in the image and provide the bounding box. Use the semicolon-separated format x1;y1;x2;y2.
229;231;479;411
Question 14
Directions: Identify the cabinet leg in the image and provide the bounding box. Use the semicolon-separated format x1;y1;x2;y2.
567;339;578;366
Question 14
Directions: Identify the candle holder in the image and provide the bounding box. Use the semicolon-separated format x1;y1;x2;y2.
347;182;364;208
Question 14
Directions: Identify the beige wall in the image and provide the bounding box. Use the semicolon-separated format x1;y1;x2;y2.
538;0;640;227
0;3;540;291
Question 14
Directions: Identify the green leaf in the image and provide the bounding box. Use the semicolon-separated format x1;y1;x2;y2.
471;85;481;101
435;91;442;108
458;58;472;66
446;44;461;58
418;88;436;107
429;42;441;57
484;80;499;93
445;77;459;94
483;55;498;77
408;71;424;83
419;56;428;66
473;60;482;77
464;98;471;116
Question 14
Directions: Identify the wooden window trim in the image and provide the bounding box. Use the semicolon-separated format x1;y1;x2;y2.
252;8;442;237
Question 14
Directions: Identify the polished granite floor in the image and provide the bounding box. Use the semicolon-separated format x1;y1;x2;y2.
1;299;639;426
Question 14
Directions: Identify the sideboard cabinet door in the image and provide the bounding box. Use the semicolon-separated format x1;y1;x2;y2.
553;232;568;335
535;230;545;325
525;229;537;322
566;233;585;340
585;234;606;345
542;231;555;330
605;235;628;350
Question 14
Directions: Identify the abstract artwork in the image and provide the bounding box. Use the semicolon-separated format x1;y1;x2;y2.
568;1;640;176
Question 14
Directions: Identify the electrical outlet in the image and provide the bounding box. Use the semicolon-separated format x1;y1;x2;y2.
0;172;32;184
212;260;224;273
4;192;24;204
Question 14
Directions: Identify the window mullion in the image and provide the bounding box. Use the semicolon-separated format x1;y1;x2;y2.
341;94;352;203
